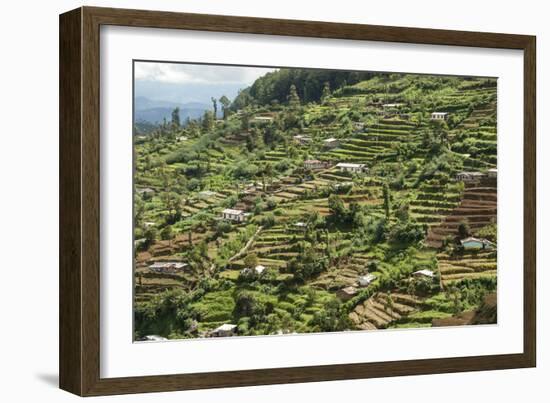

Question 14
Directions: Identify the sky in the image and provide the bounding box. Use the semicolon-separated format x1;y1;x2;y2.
134;61;276;106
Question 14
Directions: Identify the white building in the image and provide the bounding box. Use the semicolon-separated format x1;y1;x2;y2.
323;138;340;149
455;171;486;182
358;273;377;287
412;269;435;279
198;190;217;199
221;208;249;222
293;135;312;145
241;265;266;276
460;237;496;250
353;122;365;131
382;103;404;109
210;323;237;337
431;112;449;121
241;182;259;195
134;238;146;248
336;286;358;301
139;335;168;342
251;116;274;124
304;159;330;170
136;187;154;195
334;181;354;190
148;262;188;274
336;162;368;174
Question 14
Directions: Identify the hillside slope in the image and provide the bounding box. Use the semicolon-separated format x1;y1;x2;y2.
132;71;498;339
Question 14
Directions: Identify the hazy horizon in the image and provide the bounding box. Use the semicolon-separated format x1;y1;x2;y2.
134;61;277;106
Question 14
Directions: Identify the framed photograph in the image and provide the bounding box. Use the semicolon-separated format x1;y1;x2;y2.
59;6;536;396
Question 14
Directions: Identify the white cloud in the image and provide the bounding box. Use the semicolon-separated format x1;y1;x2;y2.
134;62;276;85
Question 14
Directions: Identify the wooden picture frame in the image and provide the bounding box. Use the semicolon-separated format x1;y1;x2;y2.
59;6;536;396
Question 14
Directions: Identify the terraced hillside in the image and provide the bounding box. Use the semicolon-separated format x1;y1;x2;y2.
350;292;423;330
438;250;497;285
410;181;464;226
327;119;420;162
133;68;498;340
426;179;497;248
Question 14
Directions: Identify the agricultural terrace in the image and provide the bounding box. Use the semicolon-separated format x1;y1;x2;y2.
133;70;497;339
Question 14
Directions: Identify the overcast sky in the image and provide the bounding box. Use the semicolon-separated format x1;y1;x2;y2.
134;62;276;105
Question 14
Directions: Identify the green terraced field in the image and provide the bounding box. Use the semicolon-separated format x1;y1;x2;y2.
133;69;498;340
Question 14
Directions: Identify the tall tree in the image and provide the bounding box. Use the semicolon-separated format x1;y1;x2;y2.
458;220;471;239
287;84;301;108
171;107;180;128
202;110;214;131
321;81;331;104
382;183;391;219
264;162;274;188
143;227;157;249
240;111;250;131
219;95;231;120
328;194;347;220
211;97;218;119
385;292;394;319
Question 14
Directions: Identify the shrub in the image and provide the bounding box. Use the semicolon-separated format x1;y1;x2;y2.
266;198;278;210
243;253;259;268
275;159;292;172
223;195;238;208
476;223;497;242
458;220;471;239
388;221;424;245
260;213;276;228
310;299;351;332
215;220;232;235
160;225;174;240
328;194;347;220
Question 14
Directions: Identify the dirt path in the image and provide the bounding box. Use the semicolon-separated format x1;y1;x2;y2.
228;225;264;263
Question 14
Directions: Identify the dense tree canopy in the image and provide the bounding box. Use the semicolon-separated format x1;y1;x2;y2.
231;68;376;108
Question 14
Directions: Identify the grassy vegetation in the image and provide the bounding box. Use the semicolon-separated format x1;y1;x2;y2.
133;70;497;339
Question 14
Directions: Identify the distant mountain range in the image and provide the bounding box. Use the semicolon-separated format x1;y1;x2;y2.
134;96;213;127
